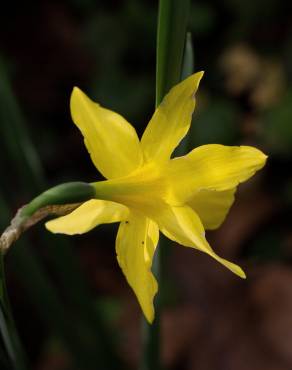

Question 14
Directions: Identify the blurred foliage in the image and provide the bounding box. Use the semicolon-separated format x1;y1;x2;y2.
188;98;240;147
0;0;292;369
261;91;292;154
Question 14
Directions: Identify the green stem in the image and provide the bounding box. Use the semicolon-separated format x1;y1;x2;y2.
141;1;191;370
156;0;191;106
174;32;195;157
0;182;96;254
140;249;161;370
21;182;95;219
181;32;195;81
1;193;123;370
0;58;124;369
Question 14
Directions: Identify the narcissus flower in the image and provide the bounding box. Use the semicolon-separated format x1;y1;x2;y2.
46;72;267;323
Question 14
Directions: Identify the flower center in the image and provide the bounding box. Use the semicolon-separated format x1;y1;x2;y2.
92;162;172;211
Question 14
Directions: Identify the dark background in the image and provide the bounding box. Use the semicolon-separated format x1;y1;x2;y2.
0;0;292;369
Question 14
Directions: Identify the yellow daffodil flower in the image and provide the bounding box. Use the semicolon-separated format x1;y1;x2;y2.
45;72;267;323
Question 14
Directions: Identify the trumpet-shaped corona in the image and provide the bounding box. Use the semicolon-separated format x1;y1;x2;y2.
46;72;267;323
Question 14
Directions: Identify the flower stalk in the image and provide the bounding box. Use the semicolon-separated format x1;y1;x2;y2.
0;2;267;370
141;0;191;369
0;182;95;252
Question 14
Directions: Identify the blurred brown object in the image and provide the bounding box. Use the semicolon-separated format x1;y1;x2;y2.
162;305;202;367
250;265;292;364
220;44;285;109
116;180;292;370
251;61;285;109
220;44;261;95
159;261;292;370
211;187;279;258
35;342;72;370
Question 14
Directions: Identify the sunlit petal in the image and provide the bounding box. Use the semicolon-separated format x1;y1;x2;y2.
188;188;236;230
92;162;169;213
166;144;267;203
153;205;245;278
71;87;143;179
141;72;204;163
46;199;129;235
116;212;159;323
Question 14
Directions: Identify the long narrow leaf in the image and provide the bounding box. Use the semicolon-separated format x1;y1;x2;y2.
0;303;27;370
0;58;45;191
0;59;123;369
181;32;194;80
0;211;28;370
141;1;191;370
175;31;195;157
1;194;120;370
156;0;191;105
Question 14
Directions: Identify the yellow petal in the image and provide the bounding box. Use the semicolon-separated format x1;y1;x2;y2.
92;161;169;213
166;144;267;203
188;188;236;230
71;87;143;179
141;72;204;163
154;205;245;278
46;199;128;235
116;212;159;323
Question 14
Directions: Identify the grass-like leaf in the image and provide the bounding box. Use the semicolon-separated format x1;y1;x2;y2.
0;58;123;369
156;0;191;106
141;1;191;370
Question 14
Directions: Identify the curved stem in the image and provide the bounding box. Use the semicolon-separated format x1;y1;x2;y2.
0;182;95;253
21;182;95;218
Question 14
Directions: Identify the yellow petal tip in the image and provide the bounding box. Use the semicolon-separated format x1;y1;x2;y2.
258;150;268;161
45;220;57;233
229;263;246;279
45;219;73;235
72;85;81;93
227;262;246;279
192;70;204;86
213;253;247;279
145;312;155;324
255;150;268;171
141;301;155;324
197;70;204;78
71;86;84;99
238;269;247;279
